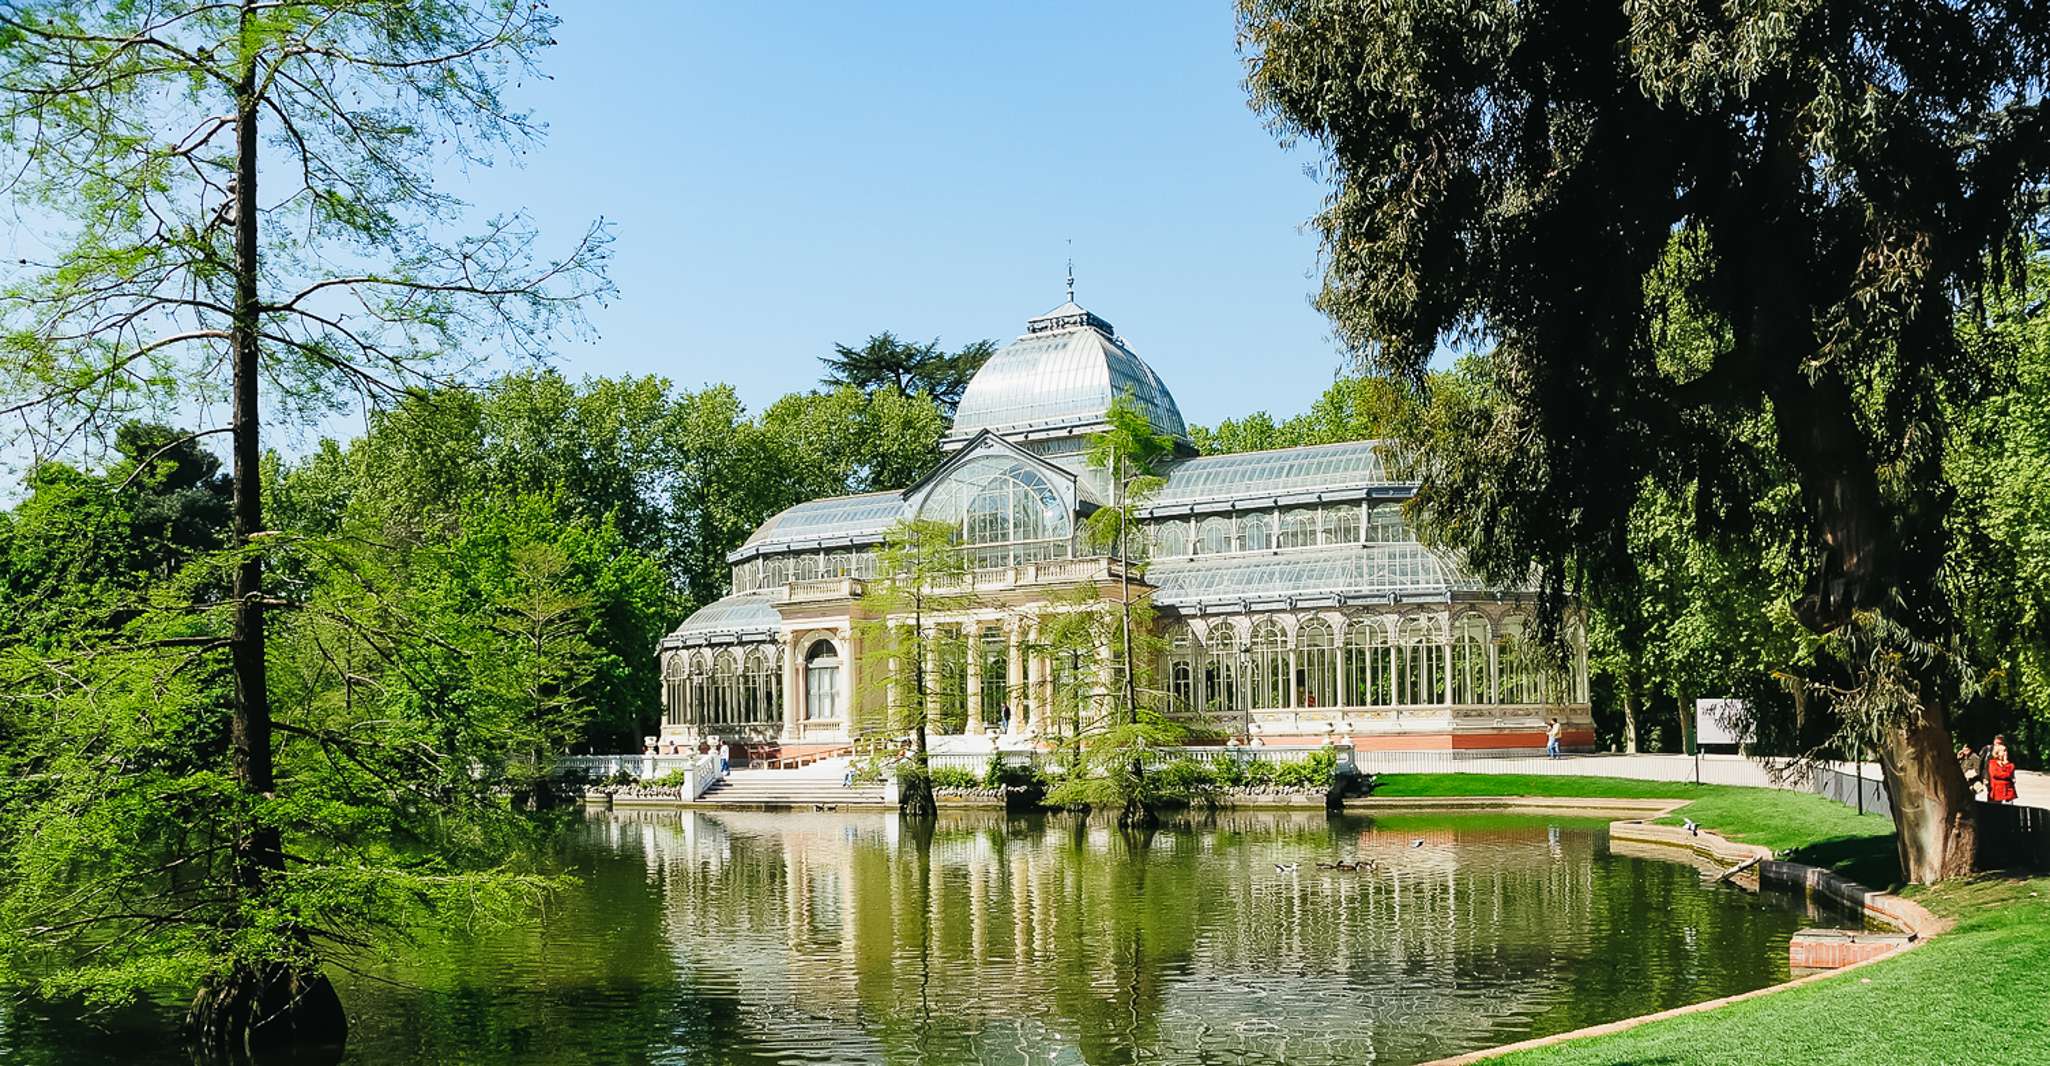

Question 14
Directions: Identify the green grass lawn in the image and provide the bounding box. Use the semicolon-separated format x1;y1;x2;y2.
1488;875;2050;1065
1370;773;2045;1064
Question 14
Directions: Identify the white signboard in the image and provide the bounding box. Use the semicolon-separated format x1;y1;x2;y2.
1694;698;1753;746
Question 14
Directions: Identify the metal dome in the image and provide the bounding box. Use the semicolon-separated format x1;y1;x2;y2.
945;301;1189;447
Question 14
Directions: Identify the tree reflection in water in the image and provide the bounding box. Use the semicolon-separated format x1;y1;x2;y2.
0;810;1835;1066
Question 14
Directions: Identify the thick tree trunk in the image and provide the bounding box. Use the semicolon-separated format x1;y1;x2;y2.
1876;704;1980;883
1621;686;1639;754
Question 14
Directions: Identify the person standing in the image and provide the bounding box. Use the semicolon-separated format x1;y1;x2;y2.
1545;718;1563;759
1986;735;2019;805
716;738;731;775
1958;742;1986;799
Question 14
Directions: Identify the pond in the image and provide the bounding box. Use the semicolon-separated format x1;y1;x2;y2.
1;809;1854;1066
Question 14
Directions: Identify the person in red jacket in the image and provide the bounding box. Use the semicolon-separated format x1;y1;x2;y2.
1985;735;2019;805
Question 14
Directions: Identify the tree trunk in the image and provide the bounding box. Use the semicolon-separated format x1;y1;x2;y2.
230;3;281;902
1621;684;1639;754
1875;703;1979;883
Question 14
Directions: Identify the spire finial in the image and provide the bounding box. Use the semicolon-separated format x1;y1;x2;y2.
1065;239;1075;303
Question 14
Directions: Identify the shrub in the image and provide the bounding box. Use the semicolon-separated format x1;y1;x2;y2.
1149;757;1219;805
928;766;980;791
645;768;692;788
983;758;1046;792
1273;749;1338;791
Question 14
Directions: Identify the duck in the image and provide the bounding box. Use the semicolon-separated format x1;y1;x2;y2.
1274;862;1300;873
1682;818;1700;836
1410;839;1425;848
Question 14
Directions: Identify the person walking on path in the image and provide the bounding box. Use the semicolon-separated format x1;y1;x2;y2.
1545;718;1563;759
1987;735;2019;805
716;739;731;776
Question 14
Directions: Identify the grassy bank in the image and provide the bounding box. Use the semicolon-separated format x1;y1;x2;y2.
1488;875;2050;1065
1371;773;1900;885
1371;773;2046;1064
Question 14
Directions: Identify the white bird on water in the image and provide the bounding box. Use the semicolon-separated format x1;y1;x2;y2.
1275;862;1300;873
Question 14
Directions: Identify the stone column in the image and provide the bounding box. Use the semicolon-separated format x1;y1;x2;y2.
1025;624;1044;737
840;628;860;738
965;625;985;734
1006;623;1025;737
886;642;902;733
781;632;801;741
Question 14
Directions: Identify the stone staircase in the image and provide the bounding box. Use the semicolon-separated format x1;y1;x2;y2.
694;760;890;809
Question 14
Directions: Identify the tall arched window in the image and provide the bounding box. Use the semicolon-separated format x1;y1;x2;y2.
1205;623;1242;715
1565;623;1589;704
1279;509;1319;549
662;651;687;726
711;651;740;726
1397;617;1443;705
794;553;821;581
1241;512;1274;552
743;648;776;723
805;640;840;721
916;456;1071;569
1249;620;1289;710
1342;618;1377;707
1451;614;1489;705
763;556;789;587
1496;615;1531;704
1198;515;1234;554
688;653;710;726
1325;503;1361;545
1166;625;1198;713
1296;618;1337;709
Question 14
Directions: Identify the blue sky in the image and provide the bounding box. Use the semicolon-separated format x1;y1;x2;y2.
459;2;1351;430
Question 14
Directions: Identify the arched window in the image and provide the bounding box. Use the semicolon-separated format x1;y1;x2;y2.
1166;625;1198;713
805;640;840;721
1325;504;1361;545
763;556;789;587
1342;618;1377;707
662;651;688;726
1397;617;1444;705
1366;503;1407;543
686;653;709;726
916;455;1071;569
825;550;850;578
712;651;741;726
1249;620;1289;710
1241;512;1274;552
744;648;776;724
1204;623;1242;715
794;553;821;581
1151;519;1191;558
1496;614;1531;704
979;629;1009;726
1198;516;1234;554
1296;618;1337;709
1279;509;1319;549
1451;614;1489;705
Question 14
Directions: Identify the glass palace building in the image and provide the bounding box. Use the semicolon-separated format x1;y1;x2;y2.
659;299;1591;752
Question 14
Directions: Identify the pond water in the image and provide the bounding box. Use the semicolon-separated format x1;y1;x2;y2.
1;809;1853;1066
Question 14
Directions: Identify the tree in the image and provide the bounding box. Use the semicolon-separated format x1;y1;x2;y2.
1190;376;1414;455
1038;396;1185;827
857;518;975;818
0;0;606;1048
821;332;996;415
1239;0;2050;882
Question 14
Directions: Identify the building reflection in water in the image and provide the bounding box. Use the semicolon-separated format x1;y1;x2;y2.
591;808;1804;1066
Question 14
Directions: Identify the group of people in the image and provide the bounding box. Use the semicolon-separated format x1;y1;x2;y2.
643;736;733;774
1959;734;2021;804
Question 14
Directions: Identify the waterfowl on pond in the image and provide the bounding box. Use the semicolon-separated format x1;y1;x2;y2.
1274;862;1300;872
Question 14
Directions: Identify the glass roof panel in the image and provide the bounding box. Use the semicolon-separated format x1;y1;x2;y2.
1147;544;1490;606
741;491;905;549
951;323;1188;441
1150;441;1400;506
669;591;781;640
